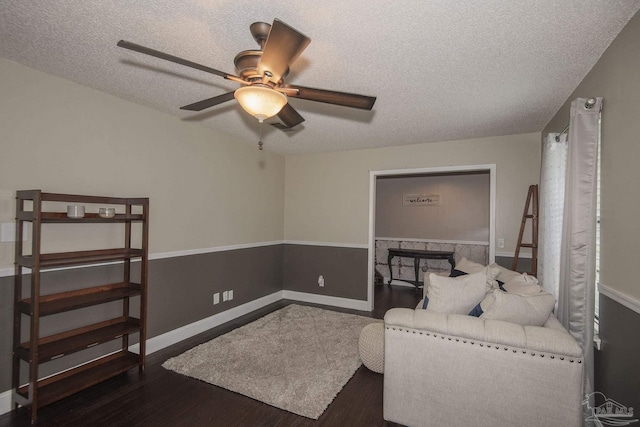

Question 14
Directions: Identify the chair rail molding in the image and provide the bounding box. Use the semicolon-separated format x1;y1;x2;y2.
599;283;640;315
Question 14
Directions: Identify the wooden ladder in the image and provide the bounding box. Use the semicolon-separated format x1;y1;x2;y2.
512;184;539;276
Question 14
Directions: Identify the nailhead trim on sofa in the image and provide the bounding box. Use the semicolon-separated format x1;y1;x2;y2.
386;326;583;363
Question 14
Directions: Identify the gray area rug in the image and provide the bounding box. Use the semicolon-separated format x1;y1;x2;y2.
162;304;380;419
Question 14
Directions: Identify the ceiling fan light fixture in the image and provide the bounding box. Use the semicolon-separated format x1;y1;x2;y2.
234;85;287;122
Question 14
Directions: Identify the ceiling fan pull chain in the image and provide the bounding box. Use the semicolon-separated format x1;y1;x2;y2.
258;121;264;150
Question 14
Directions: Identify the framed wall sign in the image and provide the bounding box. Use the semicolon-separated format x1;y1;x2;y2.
403;194;440;206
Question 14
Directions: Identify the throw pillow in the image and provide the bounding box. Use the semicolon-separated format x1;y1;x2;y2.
423;271;451;299
501;278;543;296
489;263;531;283
426;271;488;315
479;289;556;326
503;271;539;286
468;291;499;317
449;269;468;277
467;303;484;317
421;296;429;309
455;257;487;274
454;258;500;289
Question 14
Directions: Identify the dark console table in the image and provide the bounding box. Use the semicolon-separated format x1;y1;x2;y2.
387;248;455;291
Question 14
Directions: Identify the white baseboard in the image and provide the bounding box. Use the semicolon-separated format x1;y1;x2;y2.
0;288;369;415
0;291;283;415
282;290;369;312
129;291;284;355
0;390;12;416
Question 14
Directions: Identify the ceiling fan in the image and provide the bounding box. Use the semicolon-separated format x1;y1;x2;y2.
117;19;376;131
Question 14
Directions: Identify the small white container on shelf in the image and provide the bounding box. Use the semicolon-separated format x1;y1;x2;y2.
98;207;116;218
66;205;85;218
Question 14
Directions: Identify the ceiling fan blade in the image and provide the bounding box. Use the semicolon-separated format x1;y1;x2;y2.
285;84;376;110
180;91;236;111
270;103;305;129
117;40;240;81
258;19;311;85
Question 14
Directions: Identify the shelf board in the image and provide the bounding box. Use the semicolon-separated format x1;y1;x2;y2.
40;192;149;206
18;351;141;409
17;248;144;268
40;212;145;223
18;317;141;363
18;283;142;316
17;190;148;206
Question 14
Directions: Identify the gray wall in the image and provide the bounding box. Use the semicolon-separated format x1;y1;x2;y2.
147;246;283;338
594;295;640;411
0;244;283;392
1;242;367;393
283;244;368;300
494;255;531;275
376;172;490;241
0;275;15;393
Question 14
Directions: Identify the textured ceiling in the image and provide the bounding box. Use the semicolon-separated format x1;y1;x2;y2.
1;1;638;155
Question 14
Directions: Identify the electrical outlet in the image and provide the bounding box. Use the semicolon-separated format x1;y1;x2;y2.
223;291;228;302
228;290;233;300
498;238;505;249
318;275;325;287
213;293;220;305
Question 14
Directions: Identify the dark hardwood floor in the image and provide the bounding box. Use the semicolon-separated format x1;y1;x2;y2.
1;284;421;427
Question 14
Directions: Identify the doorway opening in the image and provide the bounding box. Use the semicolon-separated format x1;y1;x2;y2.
367;164;496;311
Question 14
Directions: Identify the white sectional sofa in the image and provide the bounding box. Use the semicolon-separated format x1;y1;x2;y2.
383;259;584;427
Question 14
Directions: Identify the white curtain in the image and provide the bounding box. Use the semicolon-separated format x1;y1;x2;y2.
539;97;601;405
539;133;567;303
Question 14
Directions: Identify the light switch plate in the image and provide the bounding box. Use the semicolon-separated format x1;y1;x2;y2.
1;223;16;242
1;222;29;243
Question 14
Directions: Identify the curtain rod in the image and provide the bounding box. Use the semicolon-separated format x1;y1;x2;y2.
555;98;597;141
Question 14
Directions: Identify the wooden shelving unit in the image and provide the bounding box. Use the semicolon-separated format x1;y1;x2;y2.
12;190;149;424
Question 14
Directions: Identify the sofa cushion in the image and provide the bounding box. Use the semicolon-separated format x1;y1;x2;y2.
479;289;556;326
426;271;487;315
